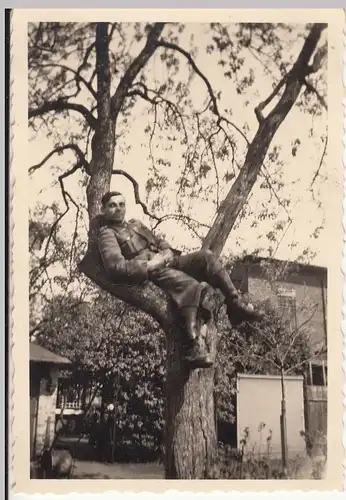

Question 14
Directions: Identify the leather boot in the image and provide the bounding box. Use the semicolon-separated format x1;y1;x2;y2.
204;255;264;326
183;339;214;369
204;253;240;302
180;306;199;341
226;297;265;327
180;306;213;369
199;284;215;321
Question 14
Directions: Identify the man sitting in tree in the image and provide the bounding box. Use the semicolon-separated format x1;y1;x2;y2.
97;191;264;367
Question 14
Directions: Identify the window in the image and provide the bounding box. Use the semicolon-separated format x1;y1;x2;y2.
277;288;297;331
57;380;83;410
308;361;327;386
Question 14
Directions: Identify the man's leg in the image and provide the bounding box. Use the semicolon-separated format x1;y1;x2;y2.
176;250;264;325
150;267;213;367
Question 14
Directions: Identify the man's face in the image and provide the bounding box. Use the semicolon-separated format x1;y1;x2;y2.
102;195;126;223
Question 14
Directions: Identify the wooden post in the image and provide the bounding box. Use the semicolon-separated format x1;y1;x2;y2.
280;368;288;475
321;360;326;387
308;362;313;386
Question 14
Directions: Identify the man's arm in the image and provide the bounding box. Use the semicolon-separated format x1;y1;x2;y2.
136;220;175;263
98;226;149;283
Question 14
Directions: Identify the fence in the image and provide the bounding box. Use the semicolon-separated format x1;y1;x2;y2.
305;385;327;440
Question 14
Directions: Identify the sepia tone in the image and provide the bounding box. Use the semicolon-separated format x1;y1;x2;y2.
10;8;344;494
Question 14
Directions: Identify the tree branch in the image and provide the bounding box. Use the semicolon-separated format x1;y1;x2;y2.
96;23;111;125
152;213;210;241
157;40;247;145
158;40;219;114
128;82;189;143
281;305;318;363
110;23;165;120
42;163;82;264
29;100;97;129
37;63;97;99
255;76;287;123
202;23;326;256
310;135;328;187
77;41;96;74
29;144;90;175
304;78;327;111
255;25;327;124
111;169;161;221
285;346;327;375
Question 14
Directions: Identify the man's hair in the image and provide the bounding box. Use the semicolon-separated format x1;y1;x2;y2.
101;191;124;207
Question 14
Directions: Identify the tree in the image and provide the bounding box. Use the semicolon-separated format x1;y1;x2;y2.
28;22;327;478
35;292;166;461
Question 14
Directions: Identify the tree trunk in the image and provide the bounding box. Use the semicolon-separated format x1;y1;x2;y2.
86;23;115;223
165;303;219;479
78;23;326;479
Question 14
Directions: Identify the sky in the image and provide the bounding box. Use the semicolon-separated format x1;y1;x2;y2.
28;23;337;269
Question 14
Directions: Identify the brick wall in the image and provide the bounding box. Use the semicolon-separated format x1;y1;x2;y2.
231;258;327;353
248;276;326;351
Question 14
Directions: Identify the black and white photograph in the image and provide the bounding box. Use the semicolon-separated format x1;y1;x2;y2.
9;9;344;492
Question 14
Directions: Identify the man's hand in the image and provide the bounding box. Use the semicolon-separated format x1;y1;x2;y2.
147;253;167;273
161;248;175;266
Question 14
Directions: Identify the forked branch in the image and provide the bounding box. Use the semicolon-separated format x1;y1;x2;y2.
110;23;165;120
29;99;98;129
29;144;90;175
157;40;247;144
42;163;81;264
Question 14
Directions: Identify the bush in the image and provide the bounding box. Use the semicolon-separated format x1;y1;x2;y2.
210;425;327;479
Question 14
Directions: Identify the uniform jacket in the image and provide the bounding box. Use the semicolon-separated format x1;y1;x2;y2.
98;217;173;283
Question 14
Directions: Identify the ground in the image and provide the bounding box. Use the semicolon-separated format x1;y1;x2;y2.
56;435;165;479
72;460;164;479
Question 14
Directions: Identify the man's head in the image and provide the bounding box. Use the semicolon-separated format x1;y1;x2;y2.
101;191;126;223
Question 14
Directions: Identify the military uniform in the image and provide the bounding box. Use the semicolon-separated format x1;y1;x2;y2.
97;218;226;312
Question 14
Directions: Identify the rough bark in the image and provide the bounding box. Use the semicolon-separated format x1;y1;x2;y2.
86;22;165;225
86;23;115;223
165;307;218;479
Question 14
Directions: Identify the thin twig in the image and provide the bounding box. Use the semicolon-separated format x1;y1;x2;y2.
157;39;247;143
310;135;328;187
111;169;161;221
304;79;327;111
34;62;97;99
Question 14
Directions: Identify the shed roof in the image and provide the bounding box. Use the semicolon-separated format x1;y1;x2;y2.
30;342;71;365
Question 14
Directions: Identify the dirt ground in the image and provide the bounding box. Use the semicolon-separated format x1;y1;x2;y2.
71;460;164;479
56;435;165;479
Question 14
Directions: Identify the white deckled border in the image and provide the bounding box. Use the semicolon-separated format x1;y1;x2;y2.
8;8;346;500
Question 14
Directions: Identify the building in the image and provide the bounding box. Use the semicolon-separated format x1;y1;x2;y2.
229;256;328;453
55;378;102;435
231;255;327;369
30;342;71;460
